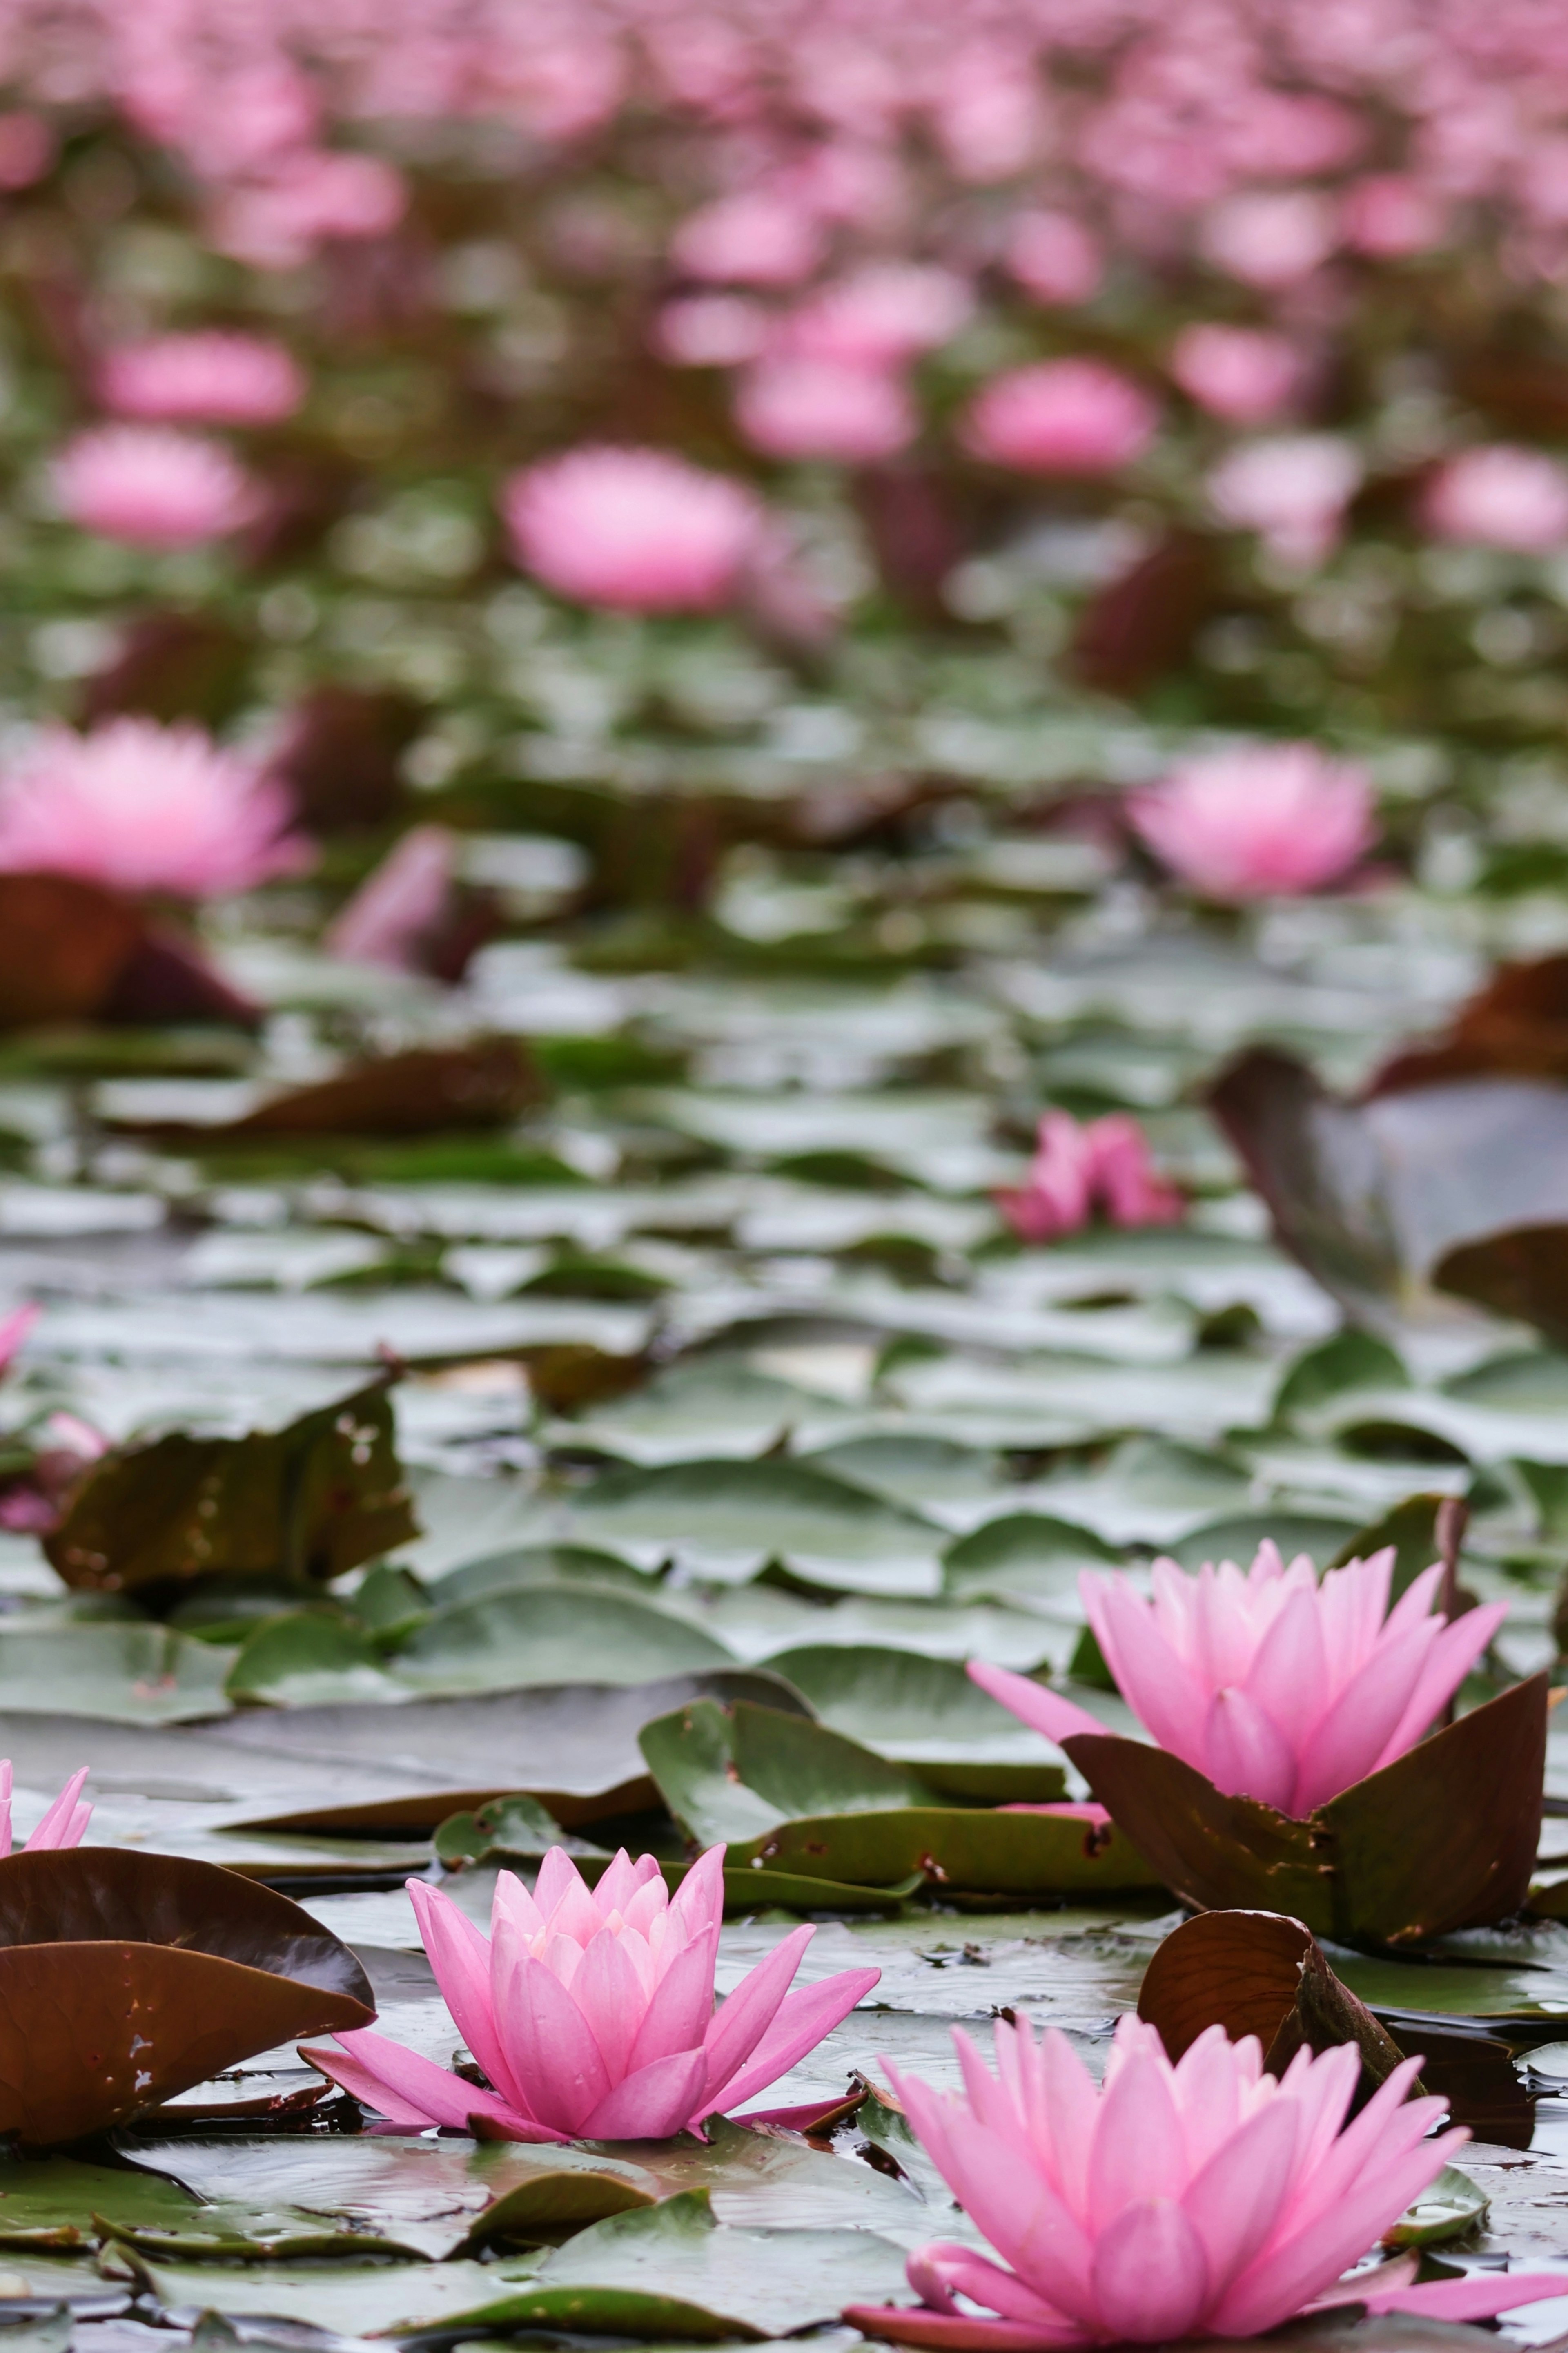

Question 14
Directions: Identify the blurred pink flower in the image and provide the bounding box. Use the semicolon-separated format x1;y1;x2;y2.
1169;325;1301;423
1131;741;1374;899
736;358;917;462
0;1304;39;1378
0;112;53;190
847;2011;1567;2348
99;333;306;426
209;151;406;271
672;192;824;286
996;1111;1182;1244
303;1846;878;2141
655;295;769;367
1421;445;1568;552
971;1540;1507;1819
0;720;313;900
1005;211;1104;307
777;264;971;365
51;426;258;549
929;53;1045;183
1341;175;1446;258
1206;433;1363;567
0;1761;91;1858
503;446;764;612
963;360;1158;475
1202;190;1338;287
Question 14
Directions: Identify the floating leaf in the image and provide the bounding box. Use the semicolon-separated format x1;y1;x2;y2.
760;1646;1066;1802
1064;1674;1548;1944
0;1850;371;2146
395;1586;735;1692
1137;1908;1408;2085
45;1378;417;1604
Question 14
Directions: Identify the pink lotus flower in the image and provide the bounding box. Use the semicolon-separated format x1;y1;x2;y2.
655;296;769;368
502;447;764;613
325;825;459;971
1421;445;1568;553
736;358;917;463
0;1304;38;1378
1169;326;1301;424
0;112;53;190
846;2012;1568;2348
209;151;406;272
996;1113;1182;1245
0;1760;91;1857
672;193;824;287
0;720;313;900
963;361;1158;476
1005;212;1103;307
1201;190;1338;288
777;265;972;366
99;333;306;426
1206;434;1363;568
1130;742;1374;901
971;1541;1507;1819
51;426;258;549
303;1846;879;2141
1341;175;1445;259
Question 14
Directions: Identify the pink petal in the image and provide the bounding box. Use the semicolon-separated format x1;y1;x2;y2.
580;2044;708;2140
1089;2198;1209;2342
699;1921;815;2107
1084;1577;1211;1761
1288;1626;1440;1813
491;1940;612;2134
25;1766;91;1850
1180;2090;1298;2300
570;1924;653;2081
408;1879;526;2113
965;1662;1107;1749
842;2306;1084;2352
300;2026;560;2139
1200;1685;1298;1811
1236;1586;1327;1754
935;2110;1094;2321
671;1843;727;1943
1368;1600;1509;1778
913;2242;1080;2330
1360;2273;1568;2321
627;1923;718;2072
710;1963;880;2115
1085;2047;1187;2228
593;1848;647;1914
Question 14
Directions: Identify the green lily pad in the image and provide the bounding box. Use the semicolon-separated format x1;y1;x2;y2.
395;1586;736;1691
0;1625;235;1723
224;1608;405;1706
1383;2167;1488;2248
572;1457;945;1593
761;1646;1066;1801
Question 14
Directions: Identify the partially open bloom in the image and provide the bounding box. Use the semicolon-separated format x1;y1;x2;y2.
736;358;917;463
1201;190;1338;287
1421;445;1568;553
0;720;313;900
304;1846;879;2142
1006;212;1103;307
1169;326;1301;424
0;1761;91;1856
846;2013;1566;2347
1206;434;1363;568
996;1112;1182;1245
971;1541;1507;1818
99;332;306;426
672;192;824;286
51;426;257;548
1130;741;1374;900
777;265;972;366
963;361;1158;475
503;447;764;613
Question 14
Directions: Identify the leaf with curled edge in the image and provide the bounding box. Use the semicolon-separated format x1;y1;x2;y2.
1063;1675;1547;1946
1137;1908;1408;2086
0;1848;371;2147
1209;1045;1568;1343
44;1376;416;1602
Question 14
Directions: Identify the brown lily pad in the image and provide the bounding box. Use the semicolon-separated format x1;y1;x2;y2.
45;1374;417;1602
1208;1045;1568;1338
1064;1675;1546;1946
0;874;144;1030
0;1848;372;2146
1138;1909;1408;2086
1372;952;1568;1094
114;1039;539;1143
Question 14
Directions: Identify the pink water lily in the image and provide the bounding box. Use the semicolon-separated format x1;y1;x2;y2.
0;1761;91;1856
996;1112;1182;1245
970;1541;1506;1818
845;2013;1568;2348
303;1845;879;2142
